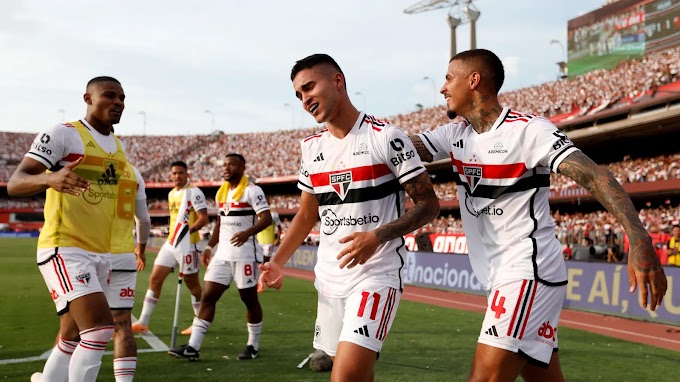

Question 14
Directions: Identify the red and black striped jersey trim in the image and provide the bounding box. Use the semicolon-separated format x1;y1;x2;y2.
363;114;388;132
504;110;536;124
303;129;328;142
315;178;400;206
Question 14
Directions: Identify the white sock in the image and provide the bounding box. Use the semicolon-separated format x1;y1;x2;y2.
113;356;136;382
138;290;158;325
69;326;114;382
247;322;262;350
191;295;201;316
187;317;211;351
42;336;77;382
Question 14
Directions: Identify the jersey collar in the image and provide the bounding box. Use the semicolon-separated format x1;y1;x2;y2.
490;108;511;131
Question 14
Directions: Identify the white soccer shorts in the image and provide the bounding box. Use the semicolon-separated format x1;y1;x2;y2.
105;253;137;309
478;279;566;367
313;282;401;356
204;260;259;289
261;244;275;257
37;247;111;314
154;241;200;275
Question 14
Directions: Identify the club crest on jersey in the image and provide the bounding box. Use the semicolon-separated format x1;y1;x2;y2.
463;165;482;192
329;171;352;200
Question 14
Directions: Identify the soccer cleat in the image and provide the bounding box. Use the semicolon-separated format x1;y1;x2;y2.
168;344;200;361
131;322;148;334
30;372;43;382
180;325;193;335
238;345;258;360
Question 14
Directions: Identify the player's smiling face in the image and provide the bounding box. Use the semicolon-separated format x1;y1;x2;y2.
292;65;342;124
441;60;473;119
87;81;125;125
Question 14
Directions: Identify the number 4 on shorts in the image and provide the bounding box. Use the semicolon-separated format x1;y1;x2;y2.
490;290;506;319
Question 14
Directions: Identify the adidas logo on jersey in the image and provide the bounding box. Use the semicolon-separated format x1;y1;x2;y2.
484;325;499;337
314;153;325;162
453;139;464;149
353;325;370;338
98;162;119;185
86;141;96;148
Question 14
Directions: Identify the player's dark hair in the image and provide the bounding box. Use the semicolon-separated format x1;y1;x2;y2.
86;76;121;89
225;153;246;164
450;49;505;93
170;161;188;169
290;53;346;88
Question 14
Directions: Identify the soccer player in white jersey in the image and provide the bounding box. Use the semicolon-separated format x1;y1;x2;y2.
258;54;440;382
132;161;209;335
169;153;272;361
409;49;667;382
9;76;126;382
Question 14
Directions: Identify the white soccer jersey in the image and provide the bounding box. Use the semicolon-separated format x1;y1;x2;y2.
417;108;577;290
298;112;426;298
25;120;126;170
214;183;270;262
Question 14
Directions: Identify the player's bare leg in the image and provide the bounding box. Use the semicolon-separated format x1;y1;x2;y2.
330;342;376;382
133;265;172;332
468;343;527;382
111;309;137;381
197;281;229;321
183;272;203;305
238;285;262;359
520;351;564;382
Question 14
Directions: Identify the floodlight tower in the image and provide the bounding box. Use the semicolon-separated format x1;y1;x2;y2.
404;0;480;58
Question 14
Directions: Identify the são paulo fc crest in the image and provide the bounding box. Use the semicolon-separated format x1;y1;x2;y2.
75;271;91;286
329;171;352;200
463;165;482;192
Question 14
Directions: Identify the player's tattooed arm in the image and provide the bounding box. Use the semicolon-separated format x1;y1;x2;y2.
408;135;434;162
558;150;667;310
374;172;439;243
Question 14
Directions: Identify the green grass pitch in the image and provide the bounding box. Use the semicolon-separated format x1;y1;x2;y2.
0;238;678;381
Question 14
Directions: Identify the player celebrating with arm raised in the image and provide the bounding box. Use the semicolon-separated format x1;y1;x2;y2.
409;48;667;382
9;76;127;382
132;161;209;335
259;54;440;382
169;153;272;361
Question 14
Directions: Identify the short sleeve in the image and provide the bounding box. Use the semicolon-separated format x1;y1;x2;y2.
250;186;270;214
191;188;208;211
132;165;146;200
522;118;580;173
417;123;458;162
378;125;425;184
297;143;314;194
25;124;69;170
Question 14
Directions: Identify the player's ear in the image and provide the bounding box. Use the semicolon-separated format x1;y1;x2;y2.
84;92;92;105
469;72;481;90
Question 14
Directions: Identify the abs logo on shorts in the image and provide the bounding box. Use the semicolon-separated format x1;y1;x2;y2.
75;271;91;286
50;289;59;300
535;321;557;345
329;171;352;200
119;287;135;298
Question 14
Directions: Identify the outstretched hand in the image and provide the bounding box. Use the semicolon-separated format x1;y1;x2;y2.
258;262;283;290
627;239;667;311
47;157;89;196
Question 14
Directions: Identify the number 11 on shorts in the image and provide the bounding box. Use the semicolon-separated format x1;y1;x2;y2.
357;291;381;320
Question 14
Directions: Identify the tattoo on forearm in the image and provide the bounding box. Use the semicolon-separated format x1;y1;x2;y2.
374;172;439;243
558;151;660;272
409;135;434;162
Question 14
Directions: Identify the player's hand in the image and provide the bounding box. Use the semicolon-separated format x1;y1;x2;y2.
627;239;667;311
230;231;250;247
47;157;89;196
336;231;381;269
135;247;146;271
258;262;283;290
201;248;212;267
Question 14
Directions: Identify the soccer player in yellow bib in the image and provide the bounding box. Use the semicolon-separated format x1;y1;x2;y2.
8;76;127;382
257;210;282;263
132;161;209;335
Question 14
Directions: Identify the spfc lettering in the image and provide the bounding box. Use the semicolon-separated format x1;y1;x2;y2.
463;166;482;191
330;171;352;200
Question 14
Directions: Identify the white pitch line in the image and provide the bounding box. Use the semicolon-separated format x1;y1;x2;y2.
0;315;168;365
